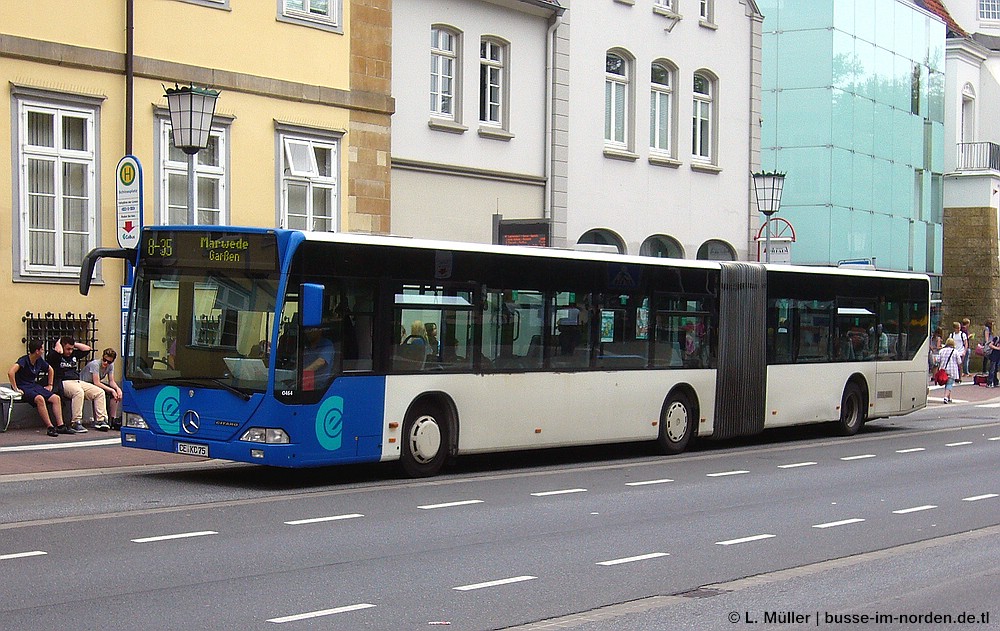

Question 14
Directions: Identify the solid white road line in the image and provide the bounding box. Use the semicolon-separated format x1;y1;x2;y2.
285;513;364;525
131;530;218;543
596;552;670;566
812;518;866;529
417;500;484;510
453;576;537;591
840;454;876;461
706;470;749;477
946;441;973;447
0;438;120;453
625;478;674;486
530;489;586;497
962;494;998;502
896;448;926;453
777;462;817;469
892;505;937;515
0;550;47;561
715;534;776;546
267;603;375;623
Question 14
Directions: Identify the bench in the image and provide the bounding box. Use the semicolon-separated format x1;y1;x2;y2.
0;385;83;432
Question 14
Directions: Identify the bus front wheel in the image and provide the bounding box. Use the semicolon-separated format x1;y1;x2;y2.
657;392;693;455
400;404;449;477
836;382;865;436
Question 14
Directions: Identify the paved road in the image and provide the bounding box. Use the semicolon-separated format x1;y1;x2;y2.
1;382;997;630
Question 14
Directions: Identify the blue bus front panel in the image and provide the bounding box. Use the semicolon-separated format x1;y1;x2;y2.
120;376;388;467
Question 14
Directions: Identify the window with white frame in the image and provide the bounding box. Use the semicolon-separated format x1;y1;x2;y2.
654;0;674;11
431;26;459;119
159;119;227;225
282;0;340;28
605;52;630;146
280;135;339;232
16;99;97;276
981;0;1000;20
480;38;506;126
700;0;714;22
650;62;673;155
692;73;713;161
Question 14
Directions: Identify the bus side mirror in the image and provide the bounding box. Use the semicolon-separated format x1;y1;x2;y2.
79;247;137;295
301;283;324;328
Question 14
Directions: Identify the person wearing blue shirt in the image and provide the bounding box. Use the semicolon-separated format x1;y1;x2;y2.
302;326;335;390
7;339;73;437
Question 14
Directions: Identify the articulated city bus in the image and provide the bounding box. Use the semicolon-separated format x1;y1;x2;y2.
81;227;929;477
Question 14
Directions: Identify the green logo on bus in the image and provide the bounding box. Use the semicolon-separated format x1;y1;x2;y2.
154;386;181;434
315;396;344;450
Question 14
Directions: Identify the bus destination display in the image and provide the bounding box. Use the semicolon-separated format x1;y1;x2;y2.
142;230;277;272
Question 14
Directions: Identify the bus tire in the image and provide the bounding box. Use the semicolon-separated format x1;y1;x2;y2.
400;403;449;478
657;392;694;455
836;382;865;436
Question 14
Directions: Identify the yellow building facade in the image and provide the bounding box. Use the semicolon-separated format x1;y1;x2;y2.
0;0;391;368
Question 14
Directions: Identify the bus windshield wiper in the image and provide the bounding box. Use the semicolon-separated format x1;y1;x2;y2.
147;376;253;401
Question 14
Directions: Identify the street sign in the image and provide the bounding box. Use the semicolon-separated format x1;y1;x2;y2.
116;155;143;249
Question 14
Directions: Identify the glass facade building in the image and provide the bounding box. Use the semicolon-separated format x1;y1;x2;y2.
759;0;945;274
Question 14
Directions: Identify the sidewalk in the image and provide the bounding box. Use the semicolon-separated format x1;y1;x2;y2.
0;423;207;477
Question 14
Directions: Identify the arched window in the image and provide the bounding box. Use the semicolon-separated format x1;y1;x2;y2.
578;229;627;254
696;239;735;261
640;235;684;258
692;72;715;162
605;52;630;147
431;26;460;120
650;62;674;155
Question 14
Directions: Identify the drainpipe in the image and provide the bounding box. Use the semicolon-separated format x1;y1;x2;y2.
125;0;134;155
543;11;562;225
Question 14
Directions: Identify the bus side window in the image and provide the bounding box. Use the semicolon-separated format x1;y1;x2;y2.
551;292;592;369
482;289;545;371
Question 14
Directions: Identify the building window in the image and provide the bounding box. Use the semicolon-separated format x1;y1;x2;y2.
654;0;674;11
692;72;714;162
700;0;714;22
480;38;507;127
605;52;631;147
697;239;735;261
650;62;674;155
16;99;98;277
159;119;227;225
640;235;684;258
431;26;460;120
282;0;341;29
578;229;627;254
981;0;1000;20
280;135;339;232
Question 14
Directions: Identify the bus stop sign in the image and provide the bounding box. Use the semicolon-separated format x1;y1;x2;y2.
116;155;143;249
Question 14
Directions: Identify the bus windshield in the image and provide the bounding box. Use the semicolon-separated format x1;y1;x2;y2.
127;232;280;394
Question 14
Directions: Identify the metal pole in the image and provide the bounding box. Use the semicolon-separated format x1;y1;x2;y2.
187;152;196;225
764;217;771;263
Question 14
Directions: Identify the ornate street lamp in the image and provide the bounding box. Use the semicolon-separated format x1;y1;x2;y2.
751;170;786;263
164;84;220;225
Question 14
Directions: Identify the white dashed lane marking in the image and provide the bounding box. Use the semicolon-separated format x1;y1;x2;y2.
596;552;669;566
896;448;925;453
706;470;749;478
715;534;776;546
285;513;364;525
453;576;537;591
267;603;375;624
417;500;484;510
0;550;47;561
625;478;674;486
778;462;817;469
962;494;998;502
812;518;865;529
840;454;876;461
892;505;937;515
131;531;218;543
530;489;587;497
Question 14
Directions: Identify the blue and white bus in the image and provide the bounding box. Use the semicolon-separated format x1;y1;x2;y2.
81;226;930;477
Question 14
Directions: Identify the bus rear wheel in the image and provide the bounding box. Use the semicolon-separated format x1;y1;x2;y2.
400;404;449;478
836;382;865;436
657;392;693;455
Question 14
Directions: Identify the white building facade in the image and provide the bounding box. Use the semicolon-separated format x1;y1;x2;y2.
390;0;563;244
562;0;762;259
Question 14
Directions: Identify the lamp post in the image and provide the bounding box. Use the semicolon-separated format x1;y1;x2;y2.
751;170;786;263
164;84;220;225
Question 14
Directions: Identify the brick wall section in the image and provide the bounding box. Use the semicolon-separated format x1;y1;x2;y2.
349;0;393;234
942;205;1000;334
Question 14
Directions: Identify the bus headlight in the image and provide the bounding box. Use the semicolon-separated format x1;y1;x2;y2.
239;428;290;444
124;412;148;429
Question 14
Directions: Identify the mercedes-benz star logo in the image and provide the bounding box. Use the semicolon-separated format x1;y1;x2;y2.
182;410;201;435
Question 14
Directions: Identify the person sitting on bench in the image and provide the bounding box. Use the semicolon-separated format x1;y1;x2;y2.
7;339;74;437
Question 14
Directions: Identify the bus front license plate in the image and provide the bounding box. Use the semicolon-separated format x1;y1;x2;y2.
176;442;208;457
